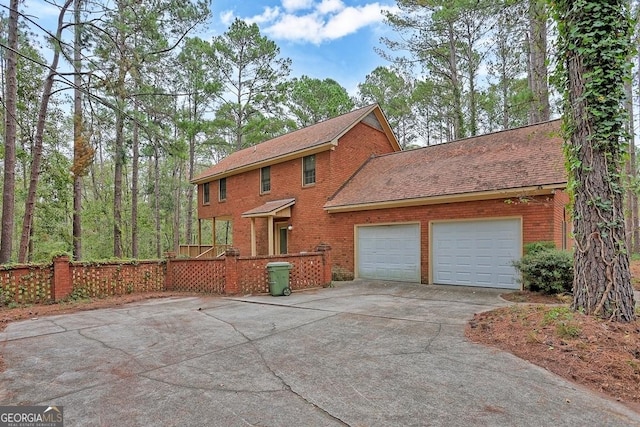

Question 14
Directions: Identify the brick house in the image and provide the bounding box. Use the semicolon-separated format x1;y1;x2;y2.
192;105;568;289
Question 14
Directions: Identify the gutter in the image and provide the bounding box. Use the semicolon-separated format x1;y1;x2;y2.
324;183;567;213
191;141;338;185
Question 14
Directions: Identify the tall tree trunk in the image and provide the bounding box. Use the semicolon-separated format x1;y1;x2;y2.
131;100;139;258
633;48;640;254
154;141;161;258
0;0;19;263
498;35;510;129
463;22;478;137
18;0;73;263
173;165;181;253
235;72;244;151
184;97;195;246
468;66;477;136
560;0;636;322
633;2;640;255
528;0;550;123
501;71;509;129
624;79;637;253
113;108;124;258
447;21;464;140
72;0;83;261
112;0;128;259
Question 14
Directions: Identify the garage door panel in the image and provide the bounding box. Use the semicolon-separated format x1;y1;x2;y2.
497;273;514;282
456;240;472;249
357;224;420;282
455;272;472;282
476;256;492;266
477;240;493;250
432;219;521;289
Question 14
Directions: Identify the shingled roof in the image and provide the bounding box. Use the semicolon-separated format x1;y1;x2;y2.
324;120;566;212
192;104;398;184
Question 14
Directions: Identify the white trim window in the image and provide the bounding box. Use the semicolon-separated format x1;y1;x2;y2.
303;154;316;186
261;166;271;194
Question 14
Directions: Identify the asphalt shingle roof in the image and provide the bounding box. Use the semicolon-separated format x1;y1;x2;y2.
241;198;296;217
325;120;566;209
193;104;382;183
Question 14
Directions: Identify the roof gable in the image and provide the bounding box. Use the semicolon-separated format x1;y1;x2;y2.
192;104;399;184
325;120;566;211
241;198;296;218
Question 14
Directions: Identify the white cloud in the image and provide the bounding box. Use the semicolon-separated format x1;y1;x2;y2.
317;0;344;14
223;1;399;45
265;2;399;44
245;6;282;25
282;0;314;12
322;3;389;39
220;10;235;26
221;6;282;28
267;14;326;43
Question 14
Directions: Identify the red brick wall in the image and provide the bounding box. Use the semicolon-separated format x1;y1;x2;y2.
197;122;397;256
327;194;566;283
327;122;396;191
553;190;572;249
165;251;329;295
70;260;165;297
0;250;332;306
236;253;326;294
0;263;53;305
0;259;166;305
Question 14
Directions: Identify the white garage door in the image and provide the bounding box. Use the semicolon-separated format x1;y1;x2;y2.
357;224;420;282
432;219;521;289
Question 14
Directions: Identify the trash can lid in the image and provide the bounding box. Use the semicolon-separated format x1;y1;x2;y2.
266;261;292;267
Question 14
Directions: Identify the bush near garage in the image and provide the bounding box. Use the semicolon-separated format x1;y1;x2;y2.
523;241;557;255
513;244;574;294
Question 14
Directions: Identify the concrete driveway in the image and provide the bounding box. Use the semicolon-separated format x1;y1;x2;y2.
1;281;638;427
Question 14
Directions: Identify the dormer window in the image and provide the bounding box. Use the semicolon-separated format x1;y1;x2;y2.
303;155;316;186
261;166;271;194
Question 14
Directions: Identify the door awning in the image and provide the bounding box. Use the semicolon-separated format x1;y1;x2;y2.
241;198;295;218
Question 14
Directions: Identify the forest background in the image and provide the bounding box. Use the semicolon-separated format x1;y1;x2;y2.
0;0;638;264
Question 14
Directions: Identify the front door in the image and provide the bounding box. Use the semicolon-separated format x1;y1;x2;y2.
276;223;288;254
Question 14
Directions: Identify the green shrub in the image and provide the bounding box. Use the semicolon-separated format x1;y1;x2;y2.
523;241;556;255
513;249;574;294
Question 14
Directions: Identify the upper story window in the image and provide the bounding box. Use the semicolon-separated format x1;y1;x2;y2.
203;182;210;205
303;154;316;186
219;178;227;201
261;166;271;194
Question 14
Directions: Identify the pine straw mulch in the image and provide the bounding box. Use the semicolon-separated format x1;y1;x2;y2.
467;267;640;412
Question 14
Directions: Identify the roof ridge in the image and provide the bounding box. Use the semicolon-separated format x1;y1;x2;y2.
370;119;563;160
429;119;562;148
251;103;378;144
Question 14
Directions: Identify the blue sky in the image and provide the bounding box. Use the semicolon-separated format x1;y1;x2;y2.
207;0;400;94
7;0;400;95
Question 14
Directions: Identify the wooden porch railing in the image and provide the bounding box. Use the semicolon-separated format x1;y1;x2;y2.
178;245;231;259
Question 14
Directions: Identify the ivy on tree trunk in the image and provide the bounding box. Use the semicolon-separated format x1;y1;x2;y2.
551;0;636;322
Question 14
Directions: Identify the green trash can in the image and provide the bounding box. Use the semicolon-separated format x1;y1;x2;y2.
266;262;292;296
